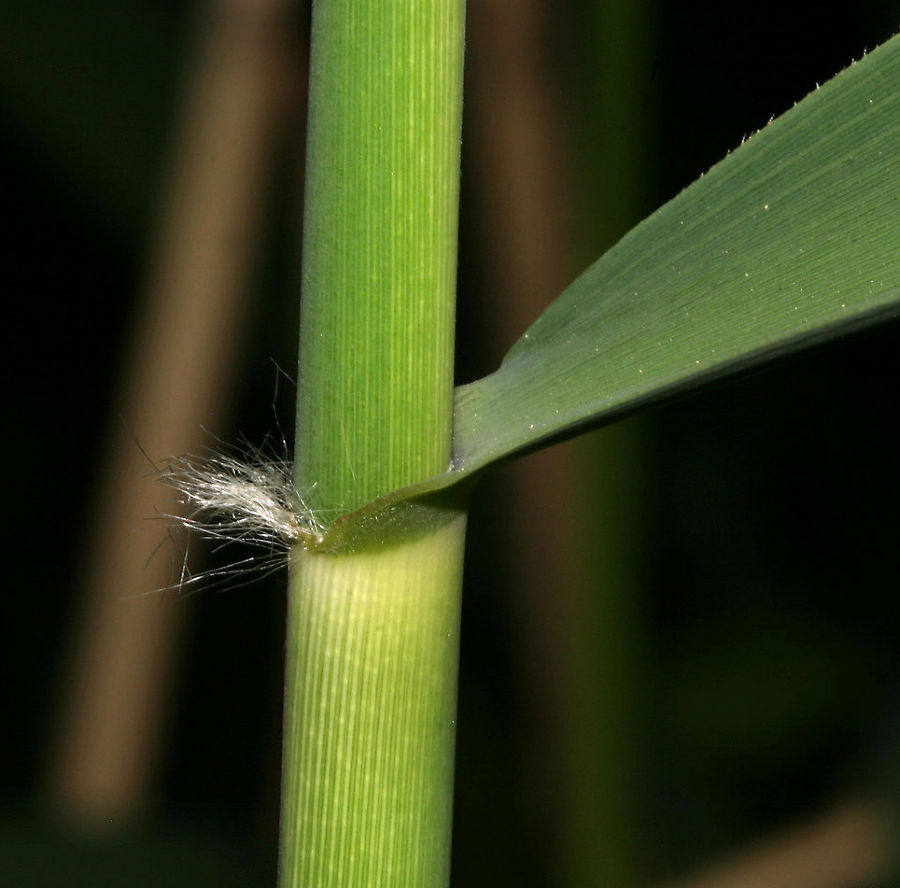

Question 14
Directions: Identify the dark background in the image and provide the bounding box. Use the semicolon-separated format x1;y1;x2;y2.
2;1;899;885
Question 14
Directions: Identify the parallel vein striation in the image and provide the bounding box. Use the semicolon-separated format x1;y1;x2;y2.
295;0;464;517
281;517;466;888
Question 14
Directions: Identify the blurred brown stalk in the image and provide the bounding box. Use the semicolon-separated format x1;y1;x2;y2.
659;799;893;888
47;0;294;828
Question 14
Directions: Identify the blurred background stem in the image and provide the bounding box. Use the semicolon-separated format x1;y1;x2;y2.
466;0;652;884
658;798;893;888
47;0;293;828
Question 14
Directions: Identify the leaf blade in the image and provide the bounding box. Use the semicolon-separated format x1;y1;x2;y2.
452;36;900;474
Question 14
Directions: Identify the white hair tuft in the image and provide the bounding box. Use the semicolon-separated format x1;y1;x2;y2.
155;442;327;594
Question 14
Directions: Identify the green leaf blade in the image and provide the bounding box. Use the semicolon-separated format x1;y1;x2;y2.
452;36;900;474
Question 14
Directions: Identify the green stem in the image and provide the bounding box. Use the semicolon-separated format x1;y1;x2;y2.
280;0;466;885
294;0;465;516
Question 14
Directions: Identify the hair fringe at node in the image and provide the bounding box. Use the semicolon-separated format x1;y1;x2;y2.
156;443;327;594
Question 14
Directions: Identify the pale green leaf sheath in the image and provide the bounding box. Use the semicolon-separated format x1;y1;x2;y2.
283;518;466;888
280;0;465;886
